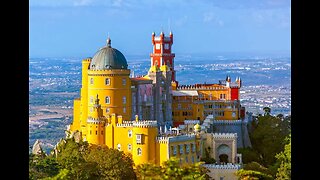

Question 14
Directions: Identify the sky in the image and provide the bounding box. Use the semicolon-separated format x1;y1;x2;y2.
29;0;291;58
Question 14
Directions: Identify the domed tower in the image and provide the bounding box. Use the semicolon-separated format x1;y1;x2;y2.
87;37;131;121
86;95;106;145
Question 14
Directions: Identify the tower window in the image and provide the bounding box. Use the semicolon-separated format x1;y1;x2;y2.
105;78;110;85
192;143;196;152
123;107;126;113
128;144;132;151
137;148;142;156
136;134;142;144
155;44;160;49
122;78;126;86
96;131;97;135
117;144;121;151
173;146;177;155
179;145;184;154
106;108;110;113
90;96;93;104
123;96;126;104
128;130;132;138
186;144;190;153
90;107;93;112
105;96;110;104
164;43;169;49
90;130;92;135
90;78;94;85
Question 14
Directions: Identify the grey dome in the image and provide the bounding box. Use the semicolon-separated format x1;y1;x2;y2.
89;38;128;70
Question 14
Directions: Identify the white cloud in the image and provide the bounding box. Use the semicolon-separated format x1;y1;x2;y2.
73;0;93;6
175;15;188;27
203;12;224;26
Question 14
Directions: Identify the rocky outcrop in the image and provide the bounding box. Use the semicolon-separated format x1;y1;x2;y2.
32;140;44;155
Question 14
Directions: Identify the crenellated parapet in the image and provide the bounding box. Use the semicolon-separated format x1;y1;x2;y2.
212;120;242;125
184;120;200;124
133;120;158;128
176;84;229;90
156;136;169;144
212;133;237;139
87;117;106;124
202;163;241;170
116;123;133;127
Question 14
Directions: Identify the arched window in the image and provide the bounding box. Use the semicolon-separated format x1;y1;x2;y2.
137;148;142;156
123;96;126;104
105;78;110;85
117;144;121;151
105;96;110;104
128;130;132;138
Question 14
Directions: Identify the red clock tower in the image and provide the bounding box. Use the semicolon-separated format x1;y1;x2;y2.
150;31;176;81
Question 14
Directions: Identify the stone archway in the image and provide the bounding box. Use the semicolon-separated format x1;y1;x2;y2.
217;144;231;164
219;154;228;163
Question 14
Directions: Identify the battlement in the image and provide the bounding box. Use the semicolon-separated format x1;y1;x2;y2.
212;120;243;125
169;134;195;143
116;123;133;127
184;120;200;124
202;163;241;170
132;120;158;128
156;136;169;144
212;133;237;139
82;58;91;62
87;117;106;124
176;84;228;91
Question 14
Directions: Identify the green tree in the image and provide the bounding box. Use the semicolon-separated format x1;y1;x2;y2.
200;147;216;164
181;162;210;180
136;163;162;180
250;112;290;167
55;139;94;179
160;158;210;180
236;169;273;180
237;148;260;164
275;134;291;180
243;162;272;177
29;154;61;180
84;144;137;180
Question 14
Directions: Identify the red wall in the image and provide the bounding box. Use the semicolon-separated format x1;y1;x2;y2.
231;88;239;100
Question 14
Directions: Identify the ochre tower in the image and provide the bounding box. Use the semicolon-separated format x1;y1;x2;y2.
150;31;176;81
87;38;131;121
132;119;158;165
86;95;106;144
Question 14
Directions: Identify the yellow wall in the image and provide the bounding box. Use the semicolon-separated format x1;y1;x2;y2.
87;69;131;120
132;126;157;165
172;86;240;123
80;59;91;138
156;142;169;166
172;96;204;122
114;126;134;154
70;99;81;132
87;122;105;144
168;140;198;165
